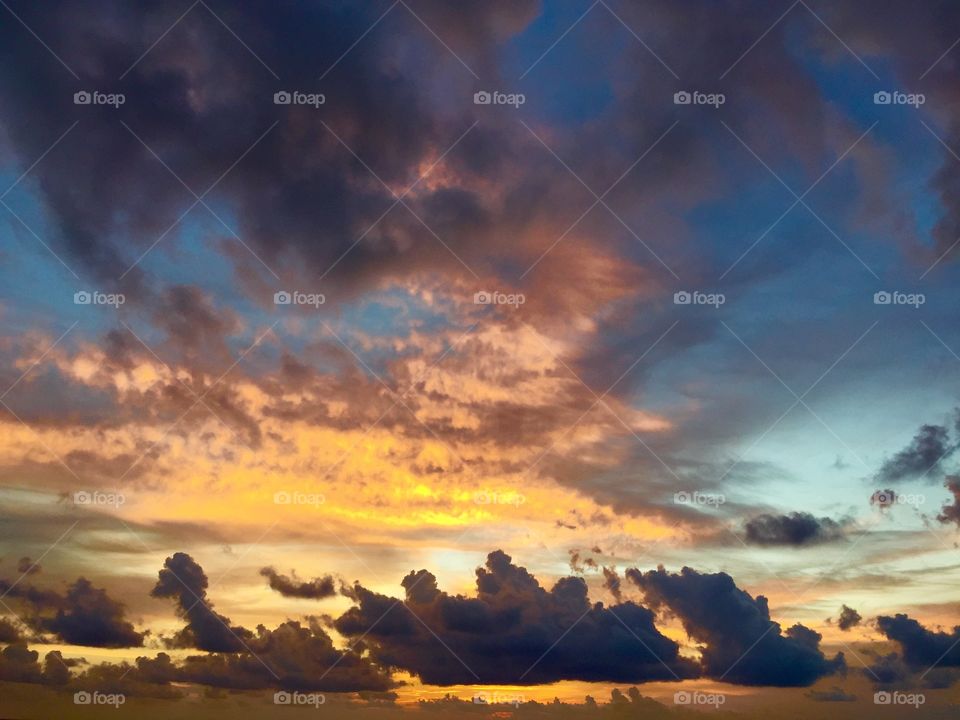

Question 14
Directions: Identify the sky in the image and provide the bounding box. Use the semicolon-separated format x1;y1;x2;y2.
2;0;960;717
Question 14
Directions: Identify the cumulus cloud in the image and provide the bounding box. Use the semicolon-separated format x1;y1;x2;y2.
259;567;337;599
744;512;848;547
876;614;960;668
0;643;74;685
335;550;698;685
627;566;845;686
0;576;144;647
836;605;862;631
151;552;253;652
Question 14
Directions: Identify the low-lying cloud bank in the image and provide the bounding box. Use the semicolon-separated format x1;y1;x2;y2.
13;550;960;694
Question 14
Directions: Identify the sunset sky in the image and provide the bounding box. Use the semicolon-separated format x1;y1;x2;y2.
2;0;960;717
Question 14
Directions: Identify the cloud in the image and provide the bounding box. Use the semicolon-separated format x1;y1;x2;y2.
937;475;960;526
836;605;862;631
602;566;622;602
876;420;956;484
0;643;74;685
744;512;848;547
626;566;845;686
0;616;22;642
151;552;253;652
146;554;394;691
876;613;960;668
16;557;39;575
0;576;144;647
335;550;698;685
41;578;146;648
259;567;336;599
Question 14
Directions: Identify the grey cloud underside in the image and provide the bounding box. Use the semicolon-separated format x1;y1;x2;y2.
627;565;845;686
744;511;848;547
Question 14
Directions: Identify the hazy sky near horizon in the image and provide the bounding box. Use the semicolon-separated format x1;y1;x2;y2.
3;0;960;713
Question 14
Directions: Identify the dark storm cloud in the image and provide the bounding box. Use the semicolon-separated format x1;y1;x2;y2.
836;604;862;631
626;566;845;686
334;550;698;685
259;566;337;599
0;0;541;294
0;576;144;647
876;613;960;668
151;552;253;652
876;421;956;484
744;511;848;547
